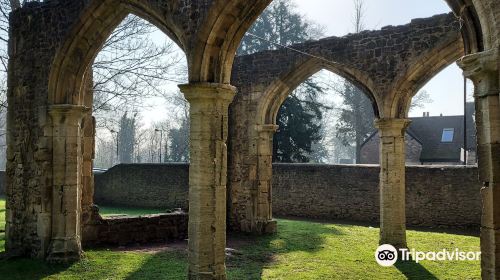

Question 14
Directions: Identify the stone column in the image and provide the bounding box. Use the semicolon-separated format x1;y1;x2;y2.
81;70;97;234
375;118;410;249
458;48;500;279
47;105;87;262
80;115;96;227
254;124;278;234
179;83;235;280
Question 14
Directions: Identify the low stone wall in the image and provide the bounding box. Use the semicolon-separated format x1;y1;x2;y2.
83;209;188;247
94;163;189;209
273;164;481;229
93;164;482;229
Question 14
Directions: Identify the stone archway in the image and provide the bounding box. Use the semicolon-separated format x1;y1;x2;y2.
7;0;189;263
228;13;462;238
6;0;500;279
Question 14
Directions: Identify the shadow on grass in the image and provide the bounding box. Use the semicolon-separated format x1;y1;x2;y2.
0;219;346;279
124;219;342;279
395;260;438;280
124;250;188;280
226;219;343;279
0;257;72;280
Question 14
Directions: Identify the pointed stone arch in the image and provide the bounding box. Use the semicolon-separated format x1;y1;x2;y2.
256;58;380;127
48;0;186;106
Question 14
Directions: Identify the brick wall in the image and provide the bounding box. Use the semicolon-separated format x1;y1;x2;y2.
94;164;481;229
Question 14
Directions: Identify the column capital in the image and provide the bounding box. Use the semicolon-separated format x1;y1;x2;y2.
374;118;411;137
49;104;89;125
178;82;236;103
457;48;499;82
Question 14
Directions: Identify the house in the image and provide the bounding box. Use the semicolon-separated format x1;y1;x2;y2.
360;103;476;165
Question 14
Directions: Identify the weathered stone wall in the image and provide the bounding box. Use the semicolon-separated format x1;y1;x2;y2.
273;164;481;229
6;2;90;258
95;164;481;229
83;210;188;247
94;164;189;209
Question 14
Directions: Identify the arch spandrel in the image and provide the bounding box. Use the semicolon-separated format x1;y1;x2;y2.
257;59;380;126
189;0;272;83
387;28;465;118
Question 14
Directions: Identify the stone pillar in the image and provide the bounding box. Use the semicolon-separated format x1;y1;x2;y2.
253;124;278;234
80;114;95;227
47;105;87;262
375;118;410;249
458;48;500;279
178;83;235;280
81;70;96;232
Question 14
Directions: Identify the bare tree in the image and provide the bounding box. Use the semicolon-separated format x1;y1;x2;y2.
93;15;186;126
352;0;366;33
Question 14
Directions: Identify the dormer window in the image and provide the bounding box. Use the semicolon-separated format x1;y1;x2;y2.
441;128;454;142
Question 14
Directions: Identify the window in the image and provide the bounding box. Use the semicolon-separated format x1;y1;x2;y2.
441;128;454;142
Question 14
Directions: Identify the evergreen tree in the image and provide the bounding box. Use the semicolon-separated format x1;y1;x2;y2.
335;83;375;163
118;112;136;163
238;0;322;55
239;0;327;163
273;93;323;162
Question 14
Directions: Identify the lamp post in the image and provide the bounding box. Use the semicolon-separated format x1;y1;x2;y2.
110;129;119;164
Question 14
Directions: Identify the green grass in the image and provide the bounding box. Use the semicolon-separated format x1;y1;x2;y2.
0;198;481;279
98;205;166;217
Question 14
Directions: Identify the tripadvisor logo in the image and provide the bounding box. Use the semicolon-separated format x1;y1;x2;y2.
375;244;481;267
375;244;398;267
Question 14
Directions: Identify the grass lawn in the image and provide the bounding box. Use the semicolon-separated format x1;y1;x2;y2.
0;198;481;279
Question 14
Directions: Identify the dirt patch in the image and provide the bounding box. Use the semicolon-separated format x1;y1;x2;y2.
112;240;187;254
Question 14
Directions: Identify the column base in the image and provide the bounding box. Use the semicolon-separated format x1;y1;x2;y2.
240;219;277;234
46;238;82;263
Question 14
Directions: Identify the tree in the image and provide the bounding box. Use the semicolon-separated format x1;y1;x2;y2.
335;0;433;164
93;15;185;125
273;94;323;162
410;90;433;112
167;98;190;162
239;0;327;163
238;0;323;55
335;83;375;163
168;118;189;162
331;0;373;163
117;112;136;163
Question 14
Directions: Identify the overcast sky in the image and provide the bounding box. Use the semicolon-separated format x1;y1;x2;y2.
294;0;472;117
